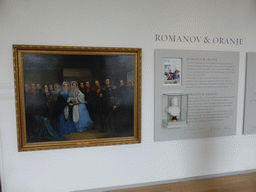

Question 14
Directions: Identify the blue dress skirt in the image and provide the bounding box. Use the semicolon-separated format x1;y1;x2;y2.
58;91;76;135
75;103;93;132
59;114;76;135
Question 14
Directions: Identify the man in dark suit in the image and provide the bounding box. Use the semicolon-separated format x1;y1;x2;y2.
102;79;117;134
94;80;104;132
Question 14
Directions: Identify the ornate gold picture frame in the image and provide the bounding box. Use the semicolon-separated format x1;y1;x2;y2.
13;45;141;151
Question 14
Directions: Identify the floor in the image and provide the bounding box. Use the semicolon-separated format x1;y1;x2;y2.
108;172;256;192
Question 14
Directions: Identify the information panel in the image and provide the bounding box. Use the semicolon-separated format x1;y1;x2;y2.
243;53;256;134
155;49;239;141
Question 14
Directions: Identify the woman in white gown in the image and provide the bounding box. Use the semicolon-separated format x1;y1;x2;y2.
68;81;93;132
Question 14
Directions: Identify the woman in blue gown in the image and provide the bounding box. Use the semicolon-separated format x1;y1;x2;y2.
58;81;76;135
68;81;93;132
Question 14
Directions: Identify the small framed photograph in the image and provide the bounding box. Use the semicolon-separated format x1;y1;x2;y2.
13;45;141;151
163;58;182;85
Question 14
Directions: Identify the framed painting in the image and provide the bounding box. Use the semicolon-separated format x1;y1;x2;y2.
13;45;141;151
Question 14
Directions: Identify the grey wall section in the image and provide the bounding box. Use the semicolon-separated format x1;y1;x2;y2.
244;53;256;134
155;49;239;141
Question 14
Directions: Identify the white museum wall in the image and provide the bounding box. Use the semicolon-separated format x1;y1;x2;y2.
1;0;256;191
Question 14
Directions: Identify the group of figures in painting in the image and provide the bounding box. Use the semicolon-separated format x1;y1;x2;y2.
24;79;134;142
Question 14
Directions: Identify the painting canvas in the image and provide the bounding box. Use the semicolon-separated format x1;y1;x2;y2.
13;45;141;151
